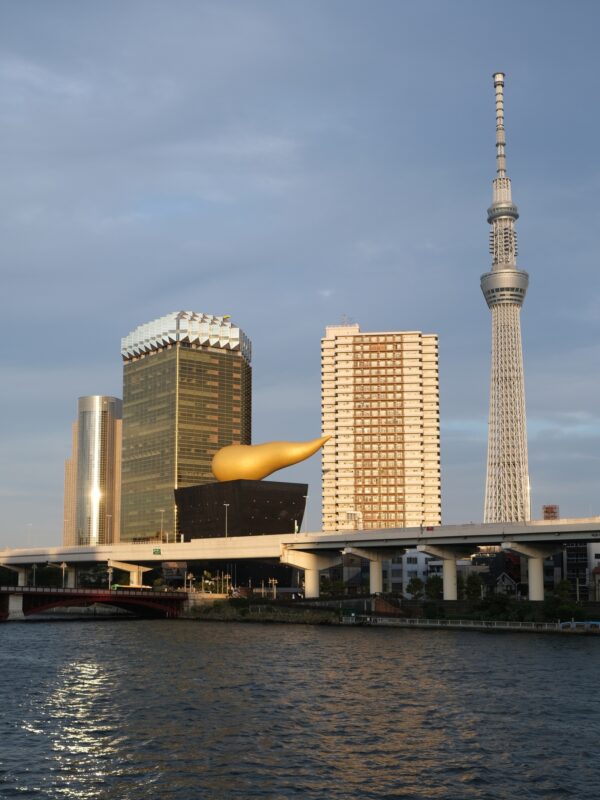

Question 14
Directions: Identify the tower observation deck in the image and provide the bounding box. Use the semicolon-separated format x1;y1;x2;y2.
481;73;530;522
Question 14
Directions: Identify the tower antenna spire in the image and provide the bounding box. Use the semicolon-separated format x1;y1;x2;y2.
493;72;507;177
480;72;531;523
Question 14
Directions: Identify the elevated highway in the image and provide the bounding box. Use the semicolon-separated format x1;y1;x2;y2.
2;517;600;605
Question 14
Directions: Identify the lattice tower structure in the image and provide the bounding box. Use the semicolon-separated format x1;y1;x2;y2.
481;72;530;522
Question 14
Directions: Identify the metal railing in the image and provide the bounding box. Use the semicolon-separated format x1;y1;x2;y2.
0;585;184;599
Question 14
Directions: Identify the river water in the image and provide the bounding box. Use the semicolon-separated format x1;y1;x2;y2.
0;619;598;799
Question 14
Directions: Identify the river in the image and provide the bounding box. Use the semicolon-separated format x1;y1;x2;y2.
0;619;598;799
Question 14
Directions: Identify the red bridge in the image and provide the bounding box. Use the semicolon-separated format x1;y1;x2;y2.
0;585;187;620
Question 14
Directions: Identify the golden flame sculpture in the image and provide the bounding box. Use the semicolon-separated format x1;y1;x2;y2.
211;436;331;482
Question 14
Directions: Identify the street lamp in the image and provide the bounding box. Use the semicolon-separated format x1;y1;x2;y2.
31;563;37;587
223;503;230;537
107;566;113;589
60;562;67;589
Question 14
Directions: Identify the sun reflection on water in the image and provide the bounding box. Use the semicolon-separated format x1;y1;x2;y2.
2;621;600;799
41;661;121;797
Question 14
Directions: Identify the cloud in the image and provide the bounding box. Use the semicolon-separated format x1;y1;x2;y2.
0;54;90;97
2;1;600;543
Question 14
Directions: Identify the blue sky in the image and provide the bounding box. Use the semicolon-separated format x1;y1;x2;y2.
1;0;599;546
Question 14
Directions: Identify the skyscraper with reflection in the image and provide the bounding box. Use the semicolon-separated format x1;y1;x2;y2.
63;396;122;546
120;311;251;542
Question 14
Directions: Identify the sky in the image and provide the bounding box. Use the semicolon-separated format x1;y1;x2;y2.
1;0;599;547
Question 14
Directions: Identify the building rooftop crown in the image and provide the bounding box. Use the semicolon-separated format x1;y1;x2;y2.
121;311;251;362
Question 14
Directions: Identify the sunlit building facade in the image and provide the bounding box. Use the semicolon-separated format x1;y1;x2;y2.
321;324;441;531
120;311;251;541
63;396;122;546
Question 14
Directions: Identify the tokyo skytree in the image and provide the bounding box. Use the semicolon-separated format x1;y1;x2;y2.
481;72;530;523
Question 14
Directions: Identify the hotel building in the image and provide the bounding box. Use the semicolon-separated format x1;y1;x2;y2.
120;311;251;542
321;324;440;532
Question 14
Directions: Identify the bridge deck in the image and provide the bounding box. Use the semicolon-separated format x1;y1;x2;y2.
2;517;600;567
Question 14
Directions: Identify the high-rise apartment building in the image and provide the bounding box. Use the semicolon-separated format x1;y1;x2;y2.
481;73;530;522
543;505;560;521
63;396;122;546
120;311;251;541
321;324;440;531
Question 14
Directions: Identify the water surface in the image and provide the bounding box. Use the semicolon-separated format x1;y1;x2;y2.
1;620;598;799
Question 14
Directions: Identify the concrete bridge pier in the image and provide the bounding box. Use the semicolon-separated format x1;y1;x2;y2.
502;542;560;601
417;544;474;600
107;560;152;587
280;550;342;599
342;547;385;594
7;593;25;620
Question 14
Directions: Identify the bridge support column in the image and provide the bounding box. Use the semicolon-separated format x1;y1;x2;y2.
280;550;342;599
342;548;385;595
417;545;474;600
304;568;320;599
502;542;560;601
0;564;29;586
7;593;24;620
107;560;152;588
370;560;383;595
66;568;76;588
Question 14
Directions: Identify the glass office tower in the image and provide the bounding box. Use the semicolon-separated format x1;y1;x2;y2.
63;396;122;546
120;311;251;541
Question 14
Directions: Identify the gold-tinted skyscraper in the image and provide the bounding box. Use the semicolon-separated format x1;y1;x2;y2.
120;312;251;541
321;324;440;531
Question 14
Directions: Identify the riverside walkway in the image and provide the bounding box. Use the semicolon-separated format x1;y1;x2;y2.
341;616;600;634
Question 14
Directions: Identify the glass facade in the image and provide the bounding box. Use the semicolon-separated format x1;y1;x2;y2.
64;396;122;546
120;340;251;541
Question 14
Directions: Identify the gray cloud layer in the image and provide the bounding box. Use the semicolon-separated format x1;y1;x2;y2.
1;0;599;545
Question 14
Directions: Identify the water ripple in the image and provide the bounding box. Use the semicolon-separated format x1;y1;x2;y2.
1;621;599;799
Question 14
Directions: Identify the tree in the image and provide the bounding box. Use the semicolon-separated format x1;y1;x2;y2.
425;575;443;600
465;572;484;601
405;576;424;600
553;579;572;601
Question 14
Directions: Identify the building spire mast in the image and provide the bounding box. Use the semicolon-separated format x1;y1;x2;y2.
494;72;507;177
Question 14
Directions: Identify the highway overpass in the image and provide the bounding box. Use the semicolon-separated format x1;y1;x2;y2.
2;517;600;602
